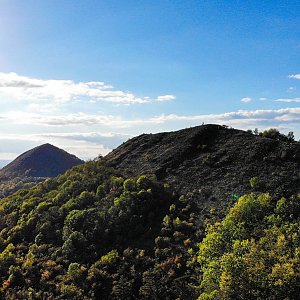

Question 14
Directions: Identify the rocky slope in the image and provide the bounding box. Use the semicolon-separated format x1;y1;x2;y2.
105;124;300;201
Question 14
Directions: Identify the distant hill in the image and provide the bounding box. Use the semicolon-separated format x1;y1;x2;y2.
0;143;84;179
0;144;84;197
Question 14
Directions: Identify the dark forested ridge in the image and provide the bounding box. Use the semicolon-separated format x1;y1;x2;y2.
0;125;299;299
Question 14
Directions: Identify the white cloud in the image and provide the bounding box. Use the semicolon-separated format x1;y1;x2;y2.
0;112;138;127
50;138;111;160
156;95;176;102
241;97;252;103
1;107;300;160
146;108;300;130
259;97;267;101
274;115;300;122
274;98;300;103
2;107;300;130
0;152;18;160
0;72;154;106
288;74;300;80
39;132;132;149
0;131;122;161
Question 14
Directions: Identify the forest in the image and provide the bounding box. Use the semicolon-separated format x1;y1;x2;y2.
0;158;298;299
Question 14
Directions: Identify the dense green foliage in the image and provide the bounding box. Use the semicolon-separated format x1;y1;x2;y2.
0;177;43;198
197;193;300;299
0;157;299;299
0;161;206;299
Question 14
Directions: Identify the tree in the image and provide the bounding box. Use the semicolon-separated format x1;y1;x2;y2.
259;128;295;142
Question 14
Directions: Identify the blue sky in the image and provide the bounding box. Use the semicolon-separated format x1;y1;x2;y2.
0;0;300;161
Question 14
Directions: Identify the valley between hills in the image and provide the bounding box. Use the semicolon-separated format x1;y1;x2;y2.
0;124;299;299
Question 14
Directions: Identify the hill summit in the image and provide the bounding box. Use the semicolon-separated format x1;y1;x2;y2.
106;124;300;199
0;143;84;179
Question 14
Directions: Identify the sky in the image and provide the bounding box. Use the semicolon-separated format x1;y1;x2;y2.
0;0;300;162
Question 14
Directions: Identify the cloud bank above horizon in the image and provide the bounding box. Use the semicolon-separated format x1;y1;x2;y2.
0;72;175;107
1;107;300;161
0;71;300;162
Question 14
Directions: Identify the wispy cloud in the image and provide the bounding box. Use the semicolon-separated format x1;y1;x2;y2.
0;152;19;160
149;108;300;124
241;97;252;103
0;132;129;160
39;132;132;149
1;107;300;160
156;95;176;102
0;72;175;106
2;107;300;129
274;98;300;103
0;112;136;127
288;74;300;80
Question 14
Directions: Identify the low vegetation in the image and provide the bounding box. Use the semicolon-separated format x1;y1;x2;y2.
251;128;296;143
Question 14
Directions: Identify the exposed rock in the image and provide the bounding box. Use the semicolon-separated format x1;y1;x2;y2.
105;124;300;202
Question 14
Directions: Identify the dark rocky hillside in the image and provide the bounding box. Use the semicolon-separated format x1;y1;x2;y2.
0;143;84;179
106;124;300;201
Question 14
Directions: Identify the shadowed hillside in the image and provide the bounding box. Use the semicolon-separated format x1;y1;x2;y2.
0;143;84;179
106;124;300;200
0;144;84;197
